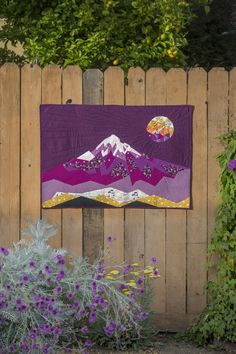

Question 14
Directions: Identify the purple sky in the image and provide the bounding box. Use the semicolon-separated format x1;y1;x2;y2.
40;104;193;172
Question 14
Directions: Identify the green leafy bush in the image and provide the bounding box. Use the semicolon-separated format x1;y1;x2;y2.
0;0;208;70
0;220;159;353
185;130;236;345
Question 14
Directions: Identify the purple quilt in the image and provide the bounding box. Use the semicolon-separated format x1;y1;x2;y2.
40;104;193;209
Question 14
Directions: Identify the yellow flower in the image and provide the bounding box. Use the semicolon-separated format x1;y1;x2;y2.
109;270;119;275
127;281;137;288
167;49;176;58
130;271;139;276
144;269;153;274
105;275;115;280
123;290;130;296
113;59;119;65
131;263;139;267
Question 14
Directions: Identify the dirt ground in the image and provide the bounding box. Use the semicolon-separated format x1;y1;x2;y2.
92;333;236;353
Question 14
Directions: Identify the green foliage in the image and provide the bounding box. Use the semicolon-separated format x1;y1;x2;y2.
0;0;207;70
185;130;236;345
185;0;236;68
0;47;25;66
0;220;158;353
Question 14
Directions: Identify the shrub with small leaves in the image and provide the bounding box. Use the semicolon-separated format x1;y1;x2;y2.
0;0;209;70
184;130;236;345
0;220;159;353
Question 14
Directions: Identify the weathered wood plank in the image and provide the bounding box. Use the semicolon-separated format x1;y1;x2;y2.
125;67;145;265
187;68;207;314
207;68;228;281
104;67;125;267
229;68;236;129
83;69;104;262
21;65;41;227
145;68;166;313
166;69;187;314
0;64;20;247
42;65;62;248
62;66;83;256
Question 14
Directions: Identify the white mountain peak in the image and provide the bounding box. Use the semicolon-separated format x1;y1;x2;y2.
93;134;141;159
77;134;141;161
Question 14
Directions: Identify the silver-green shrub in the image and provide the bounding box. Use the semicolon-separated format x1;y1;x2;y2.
0;220;159;353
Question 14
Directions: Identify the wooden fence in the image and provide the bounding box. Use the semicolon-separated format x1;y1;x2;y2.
0;64;235;331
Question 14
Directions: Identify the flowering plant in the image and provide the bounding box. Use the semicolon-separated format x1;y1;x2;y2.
0;220;159;353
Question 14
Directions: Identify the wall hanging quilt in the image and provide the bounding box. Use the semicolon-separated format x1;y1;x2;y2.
40;104;193;209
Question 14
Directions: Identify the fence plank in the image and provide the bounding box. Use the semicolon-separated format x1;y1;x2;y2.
83;69;104;262
42;65;62;248
0;64;20;248
62;66;83;256
125;67;145;265
21;65;41;228
229;68;236;129
187;68;207;314
104;67;125;267
166;69;187;314
207;68;228;281
145;68;166;313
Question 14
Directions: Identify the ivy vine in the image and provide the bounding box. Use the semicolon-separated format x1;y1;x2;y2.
185;129;236;345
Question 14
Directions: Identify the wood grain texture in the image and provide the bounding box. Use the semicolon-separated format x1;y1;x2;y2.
207;68;228;282
41;65;62;248
145;68;166;313
21;65;41;227
229;68;236;129
62;66;83;256
125;67;145;265
83;69;104;262
0;64;20;247
166;69;187;314
187;68;207;314
104;67;124;267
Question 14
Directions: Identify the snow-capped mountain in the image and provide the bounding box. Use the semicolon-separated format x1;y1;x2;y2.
78;134;141;161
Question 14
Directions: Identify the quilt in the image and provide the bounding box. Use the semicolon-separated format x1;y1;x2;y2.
40;105;193;209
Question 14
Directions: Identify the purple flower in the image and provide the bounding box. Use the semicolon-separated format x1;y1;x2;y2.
106;235;116;243
21;274;29;283
136;277;143;285
119;283;126;290
0;247;9;256
73;301;80;308
56;254;65;264
123;264;131;274
75;283;80;291
139;311;148;321
227;159;236;170
44;265;52;275
18;304;27;312
5;283;12;291
66;292;73;300
54;286;62;294
150;256;157;265
16;298;22;305
84;339;93;348
89;310;97;324
56;269;65;281
28;260;36;268
139;287;145;295
8;344;16;352
0;292;4;299
30;330;37;339
81;325;89;334
153;269;159;276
